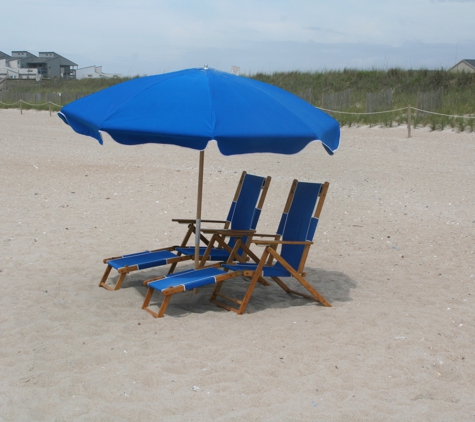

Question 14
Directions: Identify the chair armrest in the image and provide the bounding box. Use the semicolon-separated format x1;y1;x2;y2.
252;233;280;239
149;245;180;252
201;228;255;237
172;218;228;224
252;240;313;246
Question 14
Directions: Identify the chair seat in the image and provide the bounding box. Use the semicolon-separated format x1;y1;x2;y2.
222;263;291;277
148;267;226;292
108;250;179;270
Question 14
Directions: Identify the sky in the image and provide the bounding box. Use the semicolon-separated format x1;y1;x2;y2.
3;0;475;76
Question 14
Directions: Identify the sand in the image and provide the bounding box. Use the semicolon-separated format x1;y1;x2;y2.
1;108;474;420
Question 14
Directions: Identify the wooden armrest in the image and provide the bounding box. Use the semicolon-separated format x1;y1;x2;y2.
172;218;227;224
252;240;313;246
149;245;180;252
252;233;280;238
201;228;255;236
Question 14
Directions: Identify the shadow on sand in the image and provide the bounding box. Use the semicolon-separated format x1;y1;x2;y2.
101;265;357;318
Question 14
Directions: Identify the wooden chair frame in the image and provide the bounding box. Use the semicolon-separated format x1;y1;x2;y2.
99;171;271;290
142;238;248;318
141;181;331;318
210;181;331;313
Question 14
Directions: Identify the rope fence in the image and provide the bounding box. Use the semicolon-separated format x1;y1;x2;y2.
318;106;408;115
0;100;62;116
319;105;475;119
318;104;475;138
1;100;475;138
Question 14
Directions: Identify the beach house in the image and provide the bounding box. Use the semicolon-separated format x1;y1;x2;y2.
449;59;475;73
76;65;121;79
0;51;77;80
0;51;39;81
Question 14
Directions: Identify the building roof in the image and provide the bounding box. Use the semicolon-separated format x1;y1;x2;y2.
0;51;12;60
12;51;37;58
462;59;475;68
449;59;475;71
24;53;77;67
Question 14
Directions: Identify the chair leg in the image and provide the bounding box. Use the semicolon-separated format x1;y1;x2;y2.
267;248;331;307
142;287;157;317
293;272;332;307
168;262;178;274
276;273;331;307
142;287;153;307
237;272;262;315
272;276;318;301
114;273;127;291
277;270;331;307
99;271;127;291
211;283;245;313
244;275;269;286
271;276;291;293
157;296;172;318
210;281;224;303
211;248;270;315
142;287;174;318
98;265;112;288
258;276;270;286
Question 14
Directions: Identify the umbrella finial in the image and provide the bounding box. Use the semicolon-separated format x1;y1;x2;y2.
204;64;209;69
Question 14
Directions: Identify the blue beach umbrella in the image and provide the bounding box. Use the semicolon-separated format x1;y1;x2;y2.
59;67;340;267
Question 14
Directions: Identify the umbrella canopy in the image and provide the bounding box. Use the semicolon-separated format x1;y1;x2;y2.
58;67;340;155
59;67;340;266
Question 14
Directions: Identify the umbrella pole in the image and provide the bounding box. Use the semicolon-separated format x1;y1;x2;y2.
195;150;205;269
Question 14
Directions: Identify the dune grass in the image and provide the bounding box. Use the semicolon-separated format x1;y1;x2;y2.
250;68;475;130
2;69;475;130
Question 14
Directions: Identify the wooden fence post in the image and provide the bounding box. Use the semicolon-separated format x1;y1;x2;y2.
407;104;411;138
49;102;52;117
20;100;22;115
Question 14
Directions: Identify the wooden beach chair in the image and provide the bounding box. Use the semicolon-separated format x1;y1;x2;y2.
142;180;331;318
99;172;271;291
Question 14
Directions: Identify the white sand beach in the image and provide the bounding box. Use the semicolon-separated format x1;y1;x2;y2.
1;108;475;420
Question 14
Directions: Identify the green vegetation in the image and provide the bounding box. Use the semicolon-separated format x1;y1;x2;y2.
0;77;136;111
250;68;475;131
2;69;475;130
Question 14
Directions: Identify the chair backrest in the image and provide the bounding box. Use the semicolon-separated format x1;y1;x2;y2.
225;172;271;248
274;180;329;272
